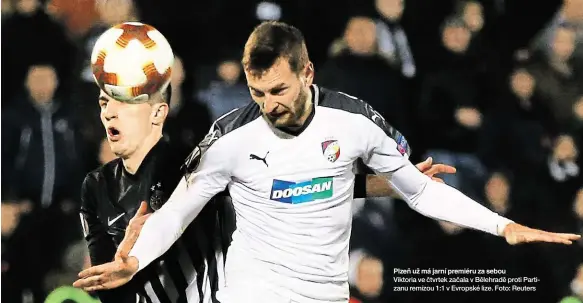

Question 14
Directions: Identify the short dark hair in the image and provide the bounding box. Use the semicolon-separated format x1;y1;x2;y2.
242;21;309;77
147;84;171;105
162;84;171;103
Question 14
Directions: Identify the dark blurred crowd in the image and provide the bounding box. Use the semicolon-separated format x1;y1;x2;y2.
1;0;582;302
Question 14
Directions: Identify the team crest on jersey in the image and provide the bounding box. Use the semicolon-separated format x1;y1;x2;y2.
321;140;340;163
149;182;164;211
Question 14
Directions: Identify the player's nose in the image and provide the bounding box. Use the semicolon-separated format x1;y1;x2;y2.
103;100;120;120
263;98;279;115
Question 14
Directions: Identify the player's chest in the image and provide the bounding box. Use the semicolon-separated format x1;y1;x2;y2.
231;118;361;188
96;180;155;238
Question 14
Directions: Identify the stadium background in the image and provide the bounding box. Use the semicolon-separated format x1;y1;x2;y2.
1;0;582;302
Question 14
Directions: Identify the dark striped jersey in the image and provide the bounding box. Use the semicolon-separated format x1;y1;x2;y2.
80;139;234;303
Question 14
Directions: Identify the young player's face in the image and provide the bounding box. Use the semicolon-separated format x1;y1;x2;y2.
245;58;314;128
98;91;156;158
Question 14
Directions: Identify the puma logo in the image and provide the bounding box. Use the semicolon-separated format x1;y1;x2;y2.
249;151;269;167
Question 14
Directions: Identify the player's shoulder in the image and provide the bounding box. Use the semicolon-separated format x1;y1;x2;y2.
210;102;262;139
181;103;261;174
316;85;377;119
83;158;122;188
315;85;412;154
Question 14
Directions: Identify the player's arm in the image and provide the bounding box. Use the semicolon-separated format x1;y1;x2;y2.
73;127;233;291
79;176;143;302
80;176;116;267
127;129;232;271
354;158;456;198
358;174;402;198
359;103;580;244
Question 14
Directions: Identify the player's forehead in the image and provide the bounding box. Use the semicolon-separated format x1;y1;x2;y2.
246;59;296;91
98;91;153;114
98;90;131;104
248;80;289;93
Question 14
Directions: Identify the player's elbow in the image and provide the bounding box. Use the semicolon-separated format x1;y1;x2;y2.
402;179;429;209
388;166;431;208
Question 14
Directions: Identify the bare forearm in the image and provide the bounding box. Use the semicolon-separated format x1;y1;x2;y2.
365;175;396;198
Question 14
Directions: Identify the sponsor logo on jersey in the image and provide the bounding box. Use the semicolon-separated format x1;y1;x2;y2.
321;140;340;163
270;177;333;204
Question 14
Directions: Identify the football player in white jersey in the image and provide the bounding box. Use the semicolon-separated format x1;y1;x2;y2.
74;21;581;303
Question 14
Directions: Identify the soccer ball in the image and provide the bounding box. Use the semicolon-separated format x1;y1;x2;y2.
91;22;174;103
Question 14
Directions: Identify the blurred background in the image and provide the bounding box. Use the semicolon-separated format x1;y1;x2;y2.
1;0;582;302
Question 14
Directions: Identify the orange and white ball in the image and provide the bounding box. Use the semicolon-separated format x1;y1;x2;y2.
91;22;174;103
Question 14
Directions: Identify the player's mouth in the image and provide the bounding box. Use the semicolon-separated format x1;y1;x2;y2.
265;111;287;122
107;127;122;142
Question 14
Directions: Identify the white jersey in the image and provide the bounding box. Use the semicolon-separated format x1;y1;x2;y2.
213;85;411;302
130;85;513;303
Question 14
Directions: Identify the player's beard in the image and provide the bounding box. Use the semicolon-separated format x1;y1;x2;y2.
290;87;309;126
266;87;309;129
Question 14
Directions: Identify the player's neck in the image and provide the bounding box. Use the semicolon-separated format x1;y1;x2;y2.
122;131;163;174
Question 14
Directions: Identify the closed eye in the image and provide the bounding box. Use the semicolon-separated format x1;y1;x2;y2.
251;89;265;97
99;99;108;108
271;87;287;95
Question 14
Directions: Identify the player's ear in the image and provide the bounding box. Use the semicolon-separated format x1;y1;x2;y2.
302;62;314;87
151;102;168;126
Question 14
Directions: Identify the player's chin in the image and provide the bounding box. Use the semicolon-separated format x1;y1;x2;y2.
107;137;122;148
272;120;290;128
109;143;126;157
269;113;294;127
